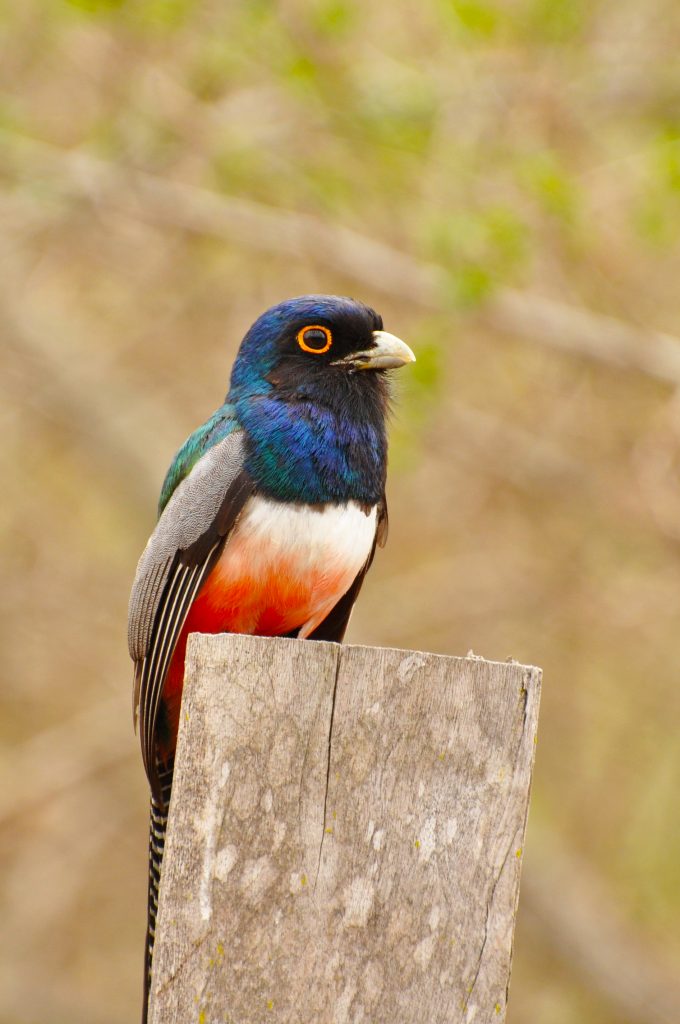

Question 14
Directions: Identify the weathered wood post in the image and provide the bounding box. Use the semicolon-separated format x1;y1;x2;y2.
149;634;541;1024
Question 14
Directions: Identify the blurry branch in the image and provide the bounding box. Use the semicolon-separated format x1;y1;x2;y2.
5;131;680;386
3;133;438;306
486;291;680;388
521;827;680;1024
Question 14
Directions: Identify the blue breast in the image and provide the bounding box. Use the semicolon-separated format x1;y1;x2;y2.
235;390;386;505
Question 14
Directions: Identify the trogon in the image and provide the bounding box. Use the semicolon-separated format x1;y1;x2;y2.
127;294;415;1021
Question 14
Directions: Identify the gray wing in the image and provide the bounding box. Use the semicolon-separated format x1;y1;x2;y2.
127;430;254;797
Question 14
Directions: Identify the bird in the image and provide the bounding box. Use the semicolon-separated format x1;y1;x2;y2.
127;294;414;1022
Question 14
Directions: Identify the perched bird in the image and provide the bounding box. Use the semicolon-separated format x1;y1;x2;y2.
127;294;414;1021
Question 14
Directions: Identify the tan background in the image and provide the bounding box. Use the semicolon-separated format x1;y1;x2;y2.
1;2;679;1022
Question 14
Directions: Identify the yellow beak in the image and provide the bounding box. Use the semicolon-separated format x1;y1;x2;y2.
332;330;416;371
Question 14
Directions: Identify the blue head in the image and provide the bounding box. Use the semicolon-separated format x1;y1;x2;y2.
227;295;414;505
230;295;378;396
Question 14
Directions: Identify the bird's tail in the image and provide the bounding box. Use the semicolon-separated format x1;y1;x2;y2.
142;757;174;1024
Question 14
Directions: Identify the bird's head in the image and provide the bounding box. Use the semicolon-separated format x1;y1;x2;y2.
228;295;415;402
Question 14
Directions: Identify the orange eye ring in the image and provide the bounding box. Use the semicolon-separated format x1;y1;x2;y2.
296;324;332;355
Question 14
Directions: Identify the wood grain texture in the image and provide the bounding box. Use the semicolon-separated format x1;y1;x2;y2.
149;635;541;1024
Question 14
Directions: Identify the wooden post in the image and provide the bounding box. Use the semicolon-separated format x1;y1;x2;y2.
149;635;541;1024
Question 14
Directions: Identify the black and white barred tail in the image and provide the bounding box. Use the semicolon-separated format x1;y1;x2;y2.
142;758;174;1024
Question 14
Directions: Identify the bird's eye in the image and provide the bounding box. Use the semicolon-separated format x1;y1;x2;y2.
297;324;332;355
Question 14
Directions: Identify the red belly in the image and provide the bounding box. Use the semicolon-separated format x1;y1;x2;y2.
159;550;350;749
156;497;375;755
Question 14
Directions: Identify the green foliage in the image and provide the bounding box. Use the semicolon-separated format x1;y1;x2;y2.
427;206;529;308
632;132;680;246
310;0;355;37
65;0;194;30
446;0;500;38
132;0;194;30
409;335;444;396
442;0;590;43
648;129;680;201
66;0;126;12
390;331;445;468
518;150;578;225
524;0;588;43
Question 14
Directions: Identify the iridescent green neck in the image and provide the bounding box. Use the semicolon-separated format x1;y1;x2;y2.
158;405;239;516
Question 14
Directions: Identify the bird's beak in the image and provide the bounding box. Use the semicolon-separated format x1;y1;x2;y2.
332;330;416;371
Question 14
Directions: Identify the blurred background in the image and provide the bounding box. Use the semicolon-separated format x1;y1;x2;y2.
2;1;680;1021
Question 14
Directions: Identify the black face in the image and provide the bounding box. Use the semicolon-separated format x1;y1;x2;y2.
229;295;388;404
272;297;384;375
